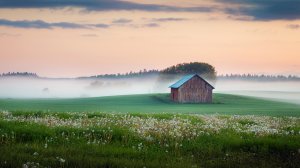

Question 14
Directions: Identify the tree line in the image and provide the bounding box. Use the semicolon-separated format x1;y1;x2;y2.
79;62;217;80
78;69;160;79
0;72;38;78
218;74;300;81
1;62;299;82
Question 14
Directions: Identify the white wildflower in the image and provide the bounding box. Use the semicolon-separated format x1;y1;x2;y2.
59;158;65;163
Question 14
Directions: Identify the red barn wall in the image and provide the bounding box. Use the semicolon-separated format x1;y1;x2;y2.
174;76;213;103
170;88;179;102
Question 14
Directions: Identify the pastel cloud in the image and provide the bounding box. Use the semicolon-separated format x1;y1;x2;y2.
0;0;212;12
218;0;300;20
112;18;132;24
0;19;109;29
1;0;300;21
150;18;188;22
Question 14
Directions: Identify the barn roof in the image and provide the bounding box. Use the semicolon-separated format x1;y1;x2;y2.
169;74;215;89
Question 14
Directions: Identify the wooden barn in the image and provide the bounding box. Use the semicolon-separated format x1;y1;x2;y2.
169;74;214;103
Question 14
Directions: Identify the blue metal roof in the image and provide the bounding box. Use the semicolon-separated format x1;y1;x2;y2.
169;74;215;89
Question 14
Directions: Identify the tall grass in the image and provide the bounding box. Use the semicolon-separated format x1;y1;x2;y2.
0;111;299;167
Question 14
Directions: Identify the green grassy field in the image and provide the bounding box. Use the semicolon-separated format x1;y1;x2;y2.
0;93;299;116
0;94;300;167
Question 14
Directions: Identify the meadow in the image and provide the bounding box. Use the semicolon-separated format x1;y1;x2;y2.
0;93;300;116
0;94;299;167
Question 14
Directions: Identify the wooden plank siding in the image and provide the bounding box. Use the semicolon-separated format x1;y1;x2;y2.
171;76;213;103
170;88;179;102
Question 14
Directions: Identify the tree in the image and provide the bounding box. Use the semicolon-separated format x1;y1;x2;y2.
160;62;217;80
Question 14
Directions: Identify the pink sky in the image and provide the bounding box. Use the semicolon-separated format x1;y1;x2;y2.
0;1;299;77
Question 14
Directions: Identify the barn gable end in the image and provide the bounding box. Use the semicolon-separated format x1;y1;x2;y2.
169;74;214;103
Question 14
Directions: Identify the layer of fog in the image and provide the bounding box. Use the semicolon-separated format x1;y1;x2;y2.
0;76;169;98
214;80;300;104
0;76;299;104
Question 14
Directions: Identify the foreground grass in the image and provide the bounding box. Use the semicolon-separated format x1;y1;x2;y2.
0;111;300;168
0;93;300;116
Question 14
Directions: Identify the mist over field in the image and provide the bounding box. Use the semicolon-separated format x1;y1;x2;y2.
0;76;299;104
214;80;300;105
0;76;164;98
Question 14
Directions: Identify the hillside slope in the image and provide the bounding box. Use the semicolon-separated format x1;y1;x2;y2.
0;94;299;116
